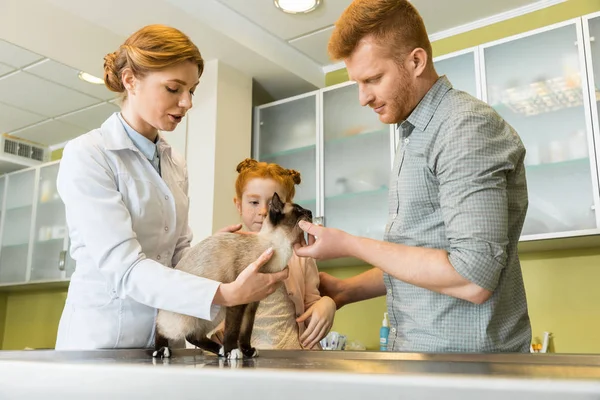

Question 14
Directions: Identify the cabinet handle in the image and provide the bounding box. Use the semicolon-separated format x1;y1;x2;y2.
58;250;67;271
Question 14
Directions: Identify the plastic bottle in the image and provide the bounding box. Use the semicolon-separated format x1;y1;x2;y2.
379;312;389;351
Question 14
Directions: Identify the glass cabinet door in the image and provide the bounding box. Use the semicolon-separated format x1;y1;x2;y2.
255;93;318;216
434;49;480;99
482;21;598;237
30;163;67;281
322;82;392;240
585;14;600;204
0;169;35;283
0;176;5;242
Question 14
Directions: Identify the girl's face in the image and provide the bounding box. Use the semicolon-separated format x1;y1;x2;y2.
234;178;287;232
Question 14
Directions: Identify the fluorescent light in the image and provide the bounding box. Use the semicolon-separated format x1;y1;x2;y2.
78;71;104;85
274;0;321;14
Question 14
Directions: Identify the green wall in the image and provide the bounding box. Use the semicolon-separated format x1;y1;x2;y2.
2;290;66;350
0;294;6;347
326;0;600;352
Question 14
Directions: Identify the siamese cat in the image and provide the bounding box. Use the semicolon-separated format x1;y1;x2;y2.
153;192;312;360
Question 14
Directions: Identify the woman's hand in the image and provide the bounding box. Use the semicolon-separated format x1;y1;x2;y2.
213;247;288;307
217;224;257;236
217;224;243;233
296;296;336;349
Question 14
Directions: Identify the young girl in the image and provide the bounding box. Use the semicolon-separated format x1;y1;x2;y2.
230;158;336;350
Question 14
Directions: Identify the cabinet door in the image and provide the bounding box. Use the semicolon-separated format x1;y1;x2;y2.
0;169;35;283
482;20;599;237
255;93;318;216
30;163;67;281
584;14;600;205
434;49;480;99
0;176;5;242
321;82;392;240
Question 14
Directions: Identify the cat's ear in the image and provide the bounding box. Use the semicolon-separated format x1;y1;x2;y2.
269;192;284;226
271;192;284;211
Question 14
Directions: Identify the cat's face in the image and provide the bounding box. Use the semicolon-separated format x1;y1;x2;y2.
266;192;312;244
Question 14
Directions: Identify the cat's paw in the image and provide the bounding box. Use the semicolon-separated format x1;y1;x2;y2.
241;347;259;358
152;347;171;359
218;346;225;357
227;348;243;360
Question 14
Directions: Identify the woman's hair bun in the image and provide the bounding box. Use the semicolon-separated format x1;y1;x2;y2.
103;51;125;93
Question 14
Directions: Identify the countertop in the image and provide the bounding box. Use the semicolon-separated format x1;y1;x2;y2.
0;348;599;399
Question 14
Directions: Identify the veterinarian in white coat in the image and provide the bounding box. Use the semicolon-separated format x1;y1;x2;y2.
55;24;287;350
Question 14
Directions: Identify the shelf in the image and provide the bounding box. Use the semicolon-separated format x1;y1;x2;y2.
325;128;389;146
525;157;589;171
518;229;600;253
1;242;30;248
488;75;587;117
35;238;65;244
296;198;317;206
0;279;70;292
0;153;41;175
5;204;33;211
260;144;316;160
38;198;62;205
325;186;388;202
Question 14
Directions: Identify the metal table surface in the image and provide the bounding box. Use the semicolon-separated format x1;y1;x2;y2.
0;349;599;399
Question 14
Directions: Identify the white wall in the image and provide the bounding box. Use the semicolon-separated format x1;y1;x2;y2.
185;60;253;244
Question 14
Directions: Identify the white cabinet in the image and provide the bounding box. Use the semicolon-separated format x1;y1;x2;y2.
254;82;395;258
321;81;393;240
434;47;481;99
0;161;71;287
254;92;319;216
480;18;600;242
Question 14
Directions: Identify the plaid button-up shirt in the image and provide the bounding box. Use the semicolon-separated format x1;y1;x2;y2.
383;76;531;352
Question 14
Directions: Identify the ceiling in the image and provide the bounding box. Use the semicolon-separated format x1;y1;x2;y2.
0;0;564;148
0;39;119;147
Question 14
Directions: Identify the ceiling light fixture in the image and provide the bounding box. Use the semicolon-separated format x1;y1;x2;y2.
274;0;321;14
78;71;104;85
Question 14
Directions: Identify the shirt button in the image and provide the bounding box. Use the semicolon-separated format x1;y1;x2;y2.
164;195;169;200
391;213;398;219
157;255;161;260
391;328;397;333
404;138;409;144
288;292;293;296
164;226;169;232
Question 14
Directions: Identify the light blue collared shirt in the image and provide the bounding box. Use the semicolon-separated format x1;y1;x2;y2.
117;113;160;175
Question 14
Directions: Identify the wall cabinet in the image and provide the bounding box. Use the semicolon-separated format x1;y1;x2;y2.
0;161;72;288
254;83;395;253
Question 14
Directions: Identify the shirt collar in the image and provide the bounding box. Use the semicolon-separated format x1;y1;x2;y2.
403;75;453;132
117;112;157;161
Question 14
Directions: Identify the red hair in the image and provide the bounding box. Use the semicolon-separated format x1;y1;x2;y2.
235;158;301;201
328;0;432;63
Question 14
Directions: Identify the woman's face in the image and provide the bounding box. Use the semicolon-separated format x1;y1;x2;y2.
123;60;199;137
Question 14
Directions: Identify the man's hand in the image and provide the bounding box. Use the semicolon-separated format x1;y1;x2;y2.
293;221;354;260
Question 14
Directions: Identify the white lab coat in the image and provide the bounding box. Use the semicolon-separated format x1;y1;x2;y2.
55;113;221;350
